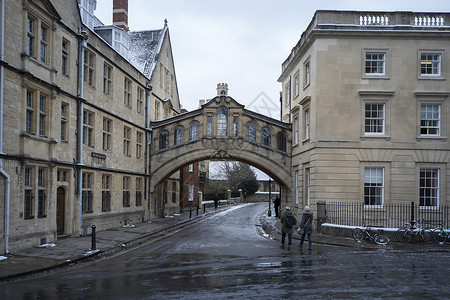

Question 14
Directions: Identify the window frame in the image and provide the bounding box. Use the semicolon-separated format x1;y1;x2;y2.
362;49;390;79
62;38;70;76
364;103;386;136
82;172;93;213
189;121;200;141
61;102;68;142
174;126;184;146
102;174;111;212
84;49;95;86
217;106;228;137
261;127;271;148
123;126;131;156
103;63;112;96
102;117;112;151
364;167;385;207
136;131;143;159
418;50;445;79
246;122;256;143
419;168;439;207
122;176;131;207
82;110;94;147
123;77;132;108
420;104;441;136
159;130;169;150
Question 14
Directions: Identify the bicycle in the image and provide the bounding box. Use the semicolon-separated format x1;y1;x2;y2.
352;227;390;245
395;219;433;244
432;224;450;244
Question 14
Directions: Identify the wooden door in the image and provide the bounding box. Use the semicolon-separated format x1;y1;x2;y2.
57;187;65;235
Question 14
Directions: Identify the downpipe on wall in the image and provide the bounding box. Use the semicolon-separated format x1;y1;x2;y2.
77;28;88;236
0;0;11;254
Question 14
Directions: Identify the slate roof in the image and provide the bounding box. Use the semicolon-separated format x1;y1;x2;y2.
128;27;166;79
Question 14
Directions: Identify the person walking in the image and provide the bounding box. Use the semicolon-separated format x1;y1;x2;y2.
280;205;297;250
273;196;281;218
298;206;314;250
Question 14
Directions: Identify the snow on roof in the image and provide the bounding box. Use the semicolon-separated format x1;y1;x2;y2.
128;28;165;78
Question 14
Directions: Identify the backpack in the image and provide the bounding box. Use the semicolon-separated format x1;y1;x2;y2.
284;215;295;228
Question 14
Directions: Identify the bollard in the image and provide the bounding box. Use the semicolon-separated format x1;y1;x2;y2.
203;204;206;214
91;225;96;251
196;205;199;216
189;207;192;218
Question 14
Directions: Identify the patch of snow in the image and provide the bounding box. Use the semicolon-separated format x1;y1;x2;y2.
123;224;136;228
0;256;8;261
83;249;100;256
38;243;57;248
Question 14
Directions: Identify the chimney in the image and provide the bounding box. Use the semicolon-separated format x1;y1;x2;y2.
113;0;129;32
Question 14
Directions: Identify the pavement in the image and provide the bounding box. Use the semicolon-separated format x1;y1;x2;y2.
1;203;436;282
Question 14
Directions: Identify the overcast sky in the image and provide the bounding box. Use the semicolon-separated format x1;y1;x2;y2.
94;0;449;116
94;0;448;179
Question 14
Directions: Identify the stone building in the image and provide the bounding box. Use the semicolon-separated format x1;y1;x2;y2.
0;0;181;253
279;11;450;216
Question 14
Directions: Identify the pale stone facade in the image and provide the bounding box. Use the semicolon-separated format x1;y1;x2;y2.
0;0;181;253
279;11;450;217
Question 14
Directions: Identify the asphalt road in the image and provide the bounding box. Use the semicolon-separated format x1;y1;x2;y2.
1;203;450;299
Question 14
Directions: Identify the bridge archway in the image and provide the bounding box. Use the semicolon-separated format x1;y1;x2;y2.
149;95;292;215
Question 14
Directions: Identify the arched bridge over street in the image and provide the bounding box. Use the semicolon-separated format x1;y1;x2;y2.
149;95;292;199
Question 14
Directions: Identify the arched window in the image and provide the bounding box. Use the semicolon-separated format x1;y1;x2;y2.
174;126;184;146
246;122;256;142
217;106;228;136
261;127;271;147
159;130;169;150
189;121;199;141
276;132;287;152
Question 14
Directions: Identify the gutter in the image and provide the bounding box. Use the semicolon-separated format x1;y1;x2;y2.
0;0;10;254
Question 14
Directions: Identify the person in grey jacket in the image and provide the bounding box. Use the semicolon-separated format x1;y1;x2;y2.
280;205;297;250
298;206;314;250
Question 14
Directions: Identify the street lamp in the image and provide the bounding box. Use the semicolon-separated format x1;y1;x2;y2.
268;178;272;217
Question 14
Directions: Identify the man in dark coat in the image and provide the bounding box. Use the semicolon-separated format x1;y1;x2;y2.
273;196;281;218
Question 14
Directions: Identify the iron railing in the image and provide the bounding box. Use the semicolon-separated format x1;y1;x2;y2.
324;202;450;228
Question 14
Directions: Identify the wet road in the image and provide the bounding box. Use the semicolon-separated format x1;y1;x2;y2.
2;203;450;299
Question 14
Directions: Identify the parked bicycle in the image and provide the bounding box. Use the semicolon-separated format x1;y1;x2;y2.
352;227;390;245
432;224;450;244
396;219;433;244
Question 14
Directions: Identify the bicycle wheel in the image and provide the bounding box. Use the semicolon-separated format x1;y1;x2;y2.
396;228;411;243
352;228;364;241
374;234;390;245
433;228;447;244
420;229;434;244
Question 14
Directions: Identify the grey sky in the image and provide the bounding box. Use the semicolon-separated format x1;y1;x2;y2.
94;0;448;115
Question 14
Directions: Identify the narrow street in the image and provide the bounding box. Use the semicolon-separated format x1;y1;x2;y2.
1;203;449;299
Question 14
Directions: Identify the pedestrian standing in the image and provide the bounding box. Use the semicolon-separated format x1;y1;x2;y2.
298;206;314;250
280;205;297;250
214;193;219;210
274;196;281;218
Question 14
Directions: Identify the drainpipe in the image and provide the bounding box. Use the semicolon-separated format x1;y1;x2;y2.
77;28;88;235
145;83;152;221
0;0;10;254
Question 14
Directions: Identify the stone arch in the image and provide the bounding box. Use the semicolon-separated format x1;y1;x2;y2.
150;140;291;193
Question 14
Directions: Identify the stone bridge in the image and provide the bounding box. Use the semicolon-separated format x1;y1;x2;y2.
149;94;292;207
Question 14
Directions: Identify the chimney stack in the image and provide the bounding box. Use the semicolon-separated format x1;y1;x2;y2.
113;0;129;32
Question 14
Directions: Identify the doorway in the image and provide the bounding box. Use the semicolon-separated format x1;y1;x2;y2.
57;187;65;235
